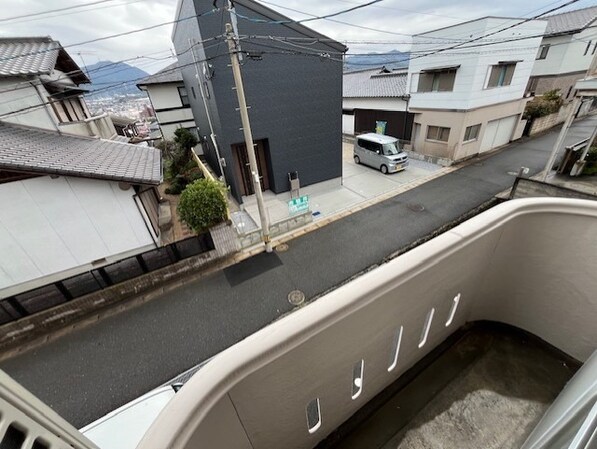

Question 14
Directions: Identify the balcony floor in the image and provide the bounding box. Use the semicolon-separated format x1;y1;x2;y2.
323;325;579;449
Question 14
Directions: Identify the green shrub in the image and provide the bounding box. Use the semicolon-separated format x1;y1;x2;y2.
178;179;228;233
524;89;564;119
582;147;597;176
164;169;204;195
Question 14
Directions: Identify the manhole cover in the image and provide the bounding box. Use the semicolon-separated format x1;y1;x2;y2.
407;203;425;212
276;243;289;252
288;290;305;306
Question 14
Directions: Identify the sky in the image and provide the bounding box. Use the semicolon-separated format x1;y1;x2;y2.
0;0;595;74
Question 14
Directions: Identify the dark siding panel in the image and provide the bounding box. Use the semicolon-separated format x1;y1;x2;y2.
173;1;343;201
354;109;415;141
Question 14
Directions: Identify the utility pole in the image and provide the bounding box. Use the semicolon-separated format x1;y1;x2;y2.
189;38;227;188
541;50;597;181
225;23;272;252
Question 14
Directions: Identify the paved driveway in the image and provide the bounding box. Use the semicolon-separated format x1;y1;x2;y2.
242;143;442;223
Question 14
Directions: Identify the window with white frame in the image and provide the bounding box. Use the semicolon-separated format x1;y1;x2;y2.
536;45;550;60
426;126;450;142
463;124;481;142
487;63;516;88
417;68;457;92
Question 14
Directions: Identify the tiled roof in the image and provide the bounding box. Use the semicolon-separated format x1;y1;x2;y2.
137;63;182;86
0;37;60;77
545;5;597;36
0;122;162;185
0;36;89;84
343;67;408;98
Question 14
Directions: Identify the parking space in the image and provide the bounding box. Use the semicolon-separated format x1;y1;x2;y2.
341;142;442;199
241;142;444;225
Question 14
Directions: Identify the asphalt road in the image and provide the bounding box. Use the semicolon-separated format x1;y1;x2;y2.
2;115;596;428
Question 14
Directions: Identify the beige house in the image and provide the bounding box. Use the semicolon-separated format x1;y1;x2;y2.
528;6;597;99
407;17;547;163
0;36;117;139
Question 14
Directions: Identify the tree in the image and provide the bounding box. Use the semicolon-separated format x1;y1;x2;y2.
177;179;228;233
168;128;198;179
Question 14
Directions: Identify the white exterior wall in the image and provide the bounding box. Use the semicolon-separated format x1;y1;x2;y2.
147;83;186;109
144;83;197;140
532;27;597;76
342;114;355;134
408;18;547;111
0;176;155;296
342;97;408;112
161;123;197;140
0;78;59;131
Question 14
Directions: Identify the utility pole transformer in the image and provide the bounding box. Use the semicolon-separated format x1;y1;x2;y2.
225;23;272;252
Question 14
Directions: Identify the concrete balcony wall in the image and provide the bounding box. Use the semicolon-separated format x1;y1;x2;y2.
58;114;117;139
138;198;597;449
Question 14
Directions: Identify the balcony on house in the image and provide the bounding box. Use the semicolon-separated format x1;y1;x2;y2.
0;198;595;449
135;198;596;449
58;112;118;140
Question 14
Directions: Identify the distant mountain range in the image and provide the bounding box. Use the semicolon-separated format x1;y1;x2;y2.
83;61;149;97
344;50;410;72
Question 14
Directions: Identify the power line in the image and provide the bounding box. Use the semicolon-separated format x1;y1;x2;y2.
0;44;228;119
0;7;223;65
231;0;383;25
0;0;120;23
330;0;464;20
5;0;147;25
256;0;466;40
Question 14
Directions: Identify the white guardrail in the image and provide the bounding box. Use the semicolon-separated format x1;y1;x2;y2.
0;198;595;449
136;198;597;449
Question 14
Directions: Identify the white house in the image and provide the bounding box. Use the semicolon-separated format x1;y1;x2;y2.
0;36;117;139
407;17;547;162
342;67;414;141
528;6;597;99
137;63;197;140
0;121;162;298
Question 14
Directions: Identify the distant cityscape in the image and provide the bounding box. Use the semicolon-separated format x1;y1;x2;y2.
86;93;154;122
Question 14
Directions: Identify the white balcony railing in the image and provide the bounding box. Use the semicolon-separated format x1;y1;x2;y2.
136;198;597;449
0;199;595;449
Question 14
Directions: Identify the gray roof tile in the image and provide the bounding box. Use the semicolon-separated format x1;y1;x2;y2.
545;5;597;36
137;62;182;86
343;68;408;98
0;122;162;185
0;36;89;84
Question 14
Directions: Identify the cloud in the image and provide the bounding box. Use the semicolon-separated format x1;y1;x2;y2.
0;0;594;73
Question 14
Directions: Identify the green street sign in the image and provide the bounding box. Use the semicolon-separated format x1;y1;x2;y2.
288;195;309;215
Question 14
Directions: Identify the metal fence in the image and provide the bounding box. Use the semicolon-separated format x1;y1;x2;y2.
0;233;215;326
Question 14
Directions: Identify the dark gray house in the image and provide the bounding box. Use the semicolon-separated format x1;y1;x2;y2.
172;0;346;203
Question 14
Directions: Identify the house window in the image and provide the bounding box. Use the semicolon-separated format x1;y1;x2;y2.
464;124;481;142
487;63;516;88
426;126;450;142
178;86;190;106
536;45;550;60
584;41;592;56
417;69;457;92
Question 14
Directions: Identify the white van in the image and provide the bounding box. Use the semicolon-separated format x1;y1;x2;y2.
354;133;409;174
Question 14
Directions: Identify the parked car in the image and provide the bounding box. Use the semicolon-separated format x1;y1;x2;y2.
80;384;179;449
354;133;409;174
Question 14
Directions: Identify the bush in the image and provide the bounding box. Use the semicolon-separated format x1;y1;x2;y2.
582;147;597;176
524;89;564;119
178;179;228;233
